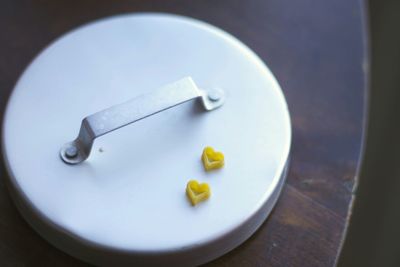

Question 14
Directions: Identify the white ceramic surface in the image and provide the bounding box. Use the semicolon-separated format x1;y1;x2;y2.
2;13;291;266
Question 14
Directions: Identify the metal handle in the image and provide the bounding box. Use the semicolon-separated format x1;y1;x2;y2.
60;77;225;164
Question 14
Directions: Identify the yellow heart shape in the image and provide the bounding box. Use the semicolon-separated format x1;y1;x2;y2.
186;180;211;206
202;146;225;171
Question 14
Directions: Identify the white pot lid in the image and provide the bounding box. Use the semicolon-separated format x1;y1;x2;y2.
2;13;291;266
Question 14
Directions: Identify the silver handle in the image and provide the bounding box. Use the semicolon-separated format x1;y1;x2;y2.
60;77;225;164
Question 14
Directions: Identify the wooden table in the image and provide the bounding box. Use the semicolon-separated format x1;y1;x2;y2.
0;1;367;266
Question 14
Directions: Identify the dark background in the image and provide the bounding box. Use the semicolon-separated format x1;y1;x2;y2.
0;1;366;266
338;1;400;266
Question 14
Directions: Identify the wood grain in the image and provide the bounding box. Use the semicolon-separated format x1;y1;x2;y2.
0;0;367;266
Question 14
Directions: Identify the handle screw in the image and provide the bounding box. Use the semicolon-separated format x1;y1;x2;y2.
208;89;223;102
65;146;78;158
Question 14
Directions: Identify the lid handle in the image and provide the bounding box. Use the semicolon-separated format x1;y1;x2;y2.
60;77;225;164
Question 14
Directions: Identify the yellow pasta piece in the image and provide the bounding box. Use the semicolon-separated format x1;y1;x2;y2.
186;180;211;206
202;146;225;171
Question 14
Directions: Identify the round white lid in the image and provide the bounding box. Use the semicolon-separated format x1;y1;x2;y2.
2;13;291;266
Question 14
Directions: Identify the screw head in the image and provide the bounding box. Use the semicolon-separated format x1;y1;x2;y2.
65;146;78;158
208;89;223;102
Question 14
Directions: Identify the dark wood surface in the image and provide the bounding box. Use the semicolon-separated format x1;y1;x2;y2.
0;1;367;266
